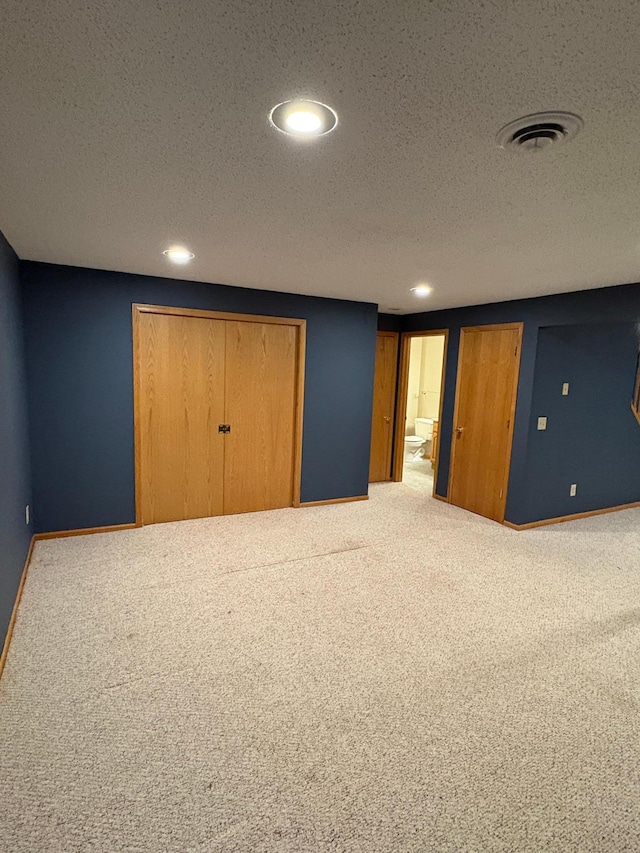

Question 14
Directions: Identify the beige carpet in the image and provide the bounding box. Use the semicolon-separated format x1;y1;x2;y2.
402;454;435;492
1;484;639;852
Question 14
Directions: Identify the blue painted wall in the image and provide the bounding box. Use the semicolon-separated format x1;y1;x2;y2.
402;282;640;523
21;262;377;533
0;232;32;650
17;256;640;537
521;323;640;522
377;313;402;332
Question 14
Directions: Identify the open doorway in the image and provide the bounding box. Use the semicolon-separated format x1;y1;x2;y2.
393;331;448;494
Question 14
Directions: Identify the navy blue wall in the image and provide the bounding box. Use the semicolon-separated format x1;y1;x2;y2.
378;313;402;332
17;259;640;535
402;282;640;523
0;232;32;651
21;262;377;533
521;323;640;522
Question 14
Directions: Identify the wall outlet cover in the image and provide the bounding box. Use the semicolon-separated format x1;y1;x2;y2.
562;382;570;396
570;484;577;496
537;416;547;430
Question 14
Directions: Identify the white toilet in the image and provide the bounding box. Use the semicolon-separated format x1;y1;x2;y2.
414;417;434;441
404;418;434;458
403;435;425;458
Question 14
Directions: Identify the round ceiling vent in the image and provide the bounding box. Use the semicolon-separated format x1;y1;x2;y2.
496;111;583;152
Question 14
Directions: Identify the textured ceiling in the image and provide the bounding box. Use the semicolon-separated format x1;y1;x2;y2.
2;0;640;313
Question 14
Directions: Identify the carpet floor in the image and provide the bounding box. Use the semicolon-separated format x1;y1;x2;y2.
1;484;639;852
402;455;435;492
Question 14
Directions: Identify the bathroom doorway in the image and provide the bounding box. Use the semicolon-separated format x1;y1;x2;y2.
392;330;448;495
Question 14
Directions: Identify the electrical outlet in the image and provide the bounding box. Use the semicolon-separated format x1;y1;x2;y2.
25;504;30;525
570;484;577;497
537;416;547;430
562;382;569;396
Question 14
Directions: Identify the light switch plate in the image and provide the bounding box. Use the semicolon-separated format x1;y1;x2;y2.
570;484;577;496
562;382;569;396
537;416;547;430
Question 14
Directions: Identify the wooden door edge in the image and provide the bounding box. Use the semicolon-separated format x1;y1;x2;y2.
292;321;307;507
391;333;411;482
133;303;306;327
132;305;143;525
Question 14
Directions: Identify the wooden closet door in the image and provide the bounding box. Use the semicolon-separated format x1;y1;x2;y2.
369;332;398;482
448;324;522;522
138;313;226;524
224;321;297;514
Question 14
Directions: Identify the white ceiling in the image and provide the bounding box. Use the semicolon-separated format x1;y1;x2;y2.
2;1;640;313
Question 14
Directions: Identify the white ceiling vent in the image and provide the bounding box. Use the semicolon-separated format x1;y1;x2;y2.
496;111;583;152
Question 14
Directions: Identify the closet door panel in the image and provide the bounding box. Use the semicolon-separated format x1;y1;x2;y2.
448;325;521;522
138;313;226;524
224;321;297;514
369;331;398;482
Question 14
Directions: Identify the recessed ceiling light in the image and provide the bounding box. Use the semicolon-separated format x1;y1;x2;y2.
410;284;433;297
163;246;194;265
269;99;338;138
286;111;322;134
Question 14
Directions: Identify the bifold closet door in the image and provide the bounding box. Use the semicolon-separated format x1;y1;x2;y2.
138;312;226;524
223;321;297;514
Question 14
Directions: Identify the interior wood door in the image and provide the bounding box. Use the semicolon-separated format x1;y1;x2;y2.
138;312;226;524
448;324;522;522
369;332;398;482
223;321;298;514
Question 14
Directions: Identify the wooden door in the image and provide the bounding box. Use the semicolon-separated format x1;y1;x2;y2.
369;332;398;482
448;324;522;522
138;312;226;524
223;321;298;514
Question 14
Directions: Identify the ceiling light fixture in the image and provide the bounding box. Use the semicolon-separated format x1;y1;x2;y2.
163;246;194;265
410;284;433;297
269;99;338;138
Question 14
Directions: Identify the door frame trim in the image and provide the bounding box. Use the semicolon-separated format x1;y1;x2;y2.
447;322;523;523
391;329;449;496
369;330;399;482
132;303;307;525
